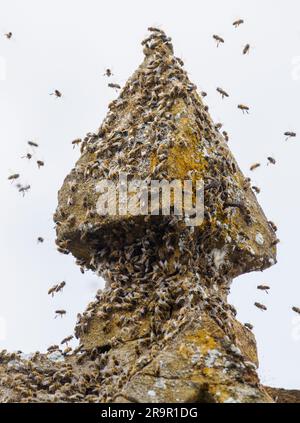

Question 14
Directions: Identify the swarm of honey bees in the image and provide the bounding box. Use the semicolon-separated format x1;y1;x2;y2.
2;23;298;403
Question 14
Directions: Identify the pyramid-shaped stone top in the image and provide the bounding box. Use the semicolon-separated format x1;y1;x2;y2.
55;28;277;279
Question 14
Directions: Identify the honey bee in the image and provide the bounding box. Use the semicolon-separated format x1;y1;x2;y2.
4;32;12;39
216;87;229;99
18;184;31;196
8;173;20;181
238;104;250;114
50;90;62;98
254;302;267;311
104;69;113;77
56;281;66;293
28;141;39;148
61;335;73;345
244;323;254;331
233;19;244;28
48;284;58;297
222;131;229;142
22;153;32;160
37;160;44;169
250;163;260;171
108;83;121;90
292;307;300;315
268;221;278;232
257;285;270;294
47;344;59;352
148;26;163;32
201;91;207;97
213;34;224;47
215;122;223;130
284;131;296;140
72;138;82;148
267;157;276;165
55;310;66;318
243;44;250;55
63;347;72;355
37;237;44;243
252;186;261;194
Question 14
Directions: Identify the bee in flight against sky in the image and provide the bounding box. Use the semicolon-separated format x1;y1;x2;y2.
267;157;276;165
254;302;267;311
72;138;82;149
50;90;62;98
55;310;66;318
108;83;121;90
37;237;44;243
250;163;261;171
284;131;296;141
22;153;33;160
104;69;113;77
238;104;250;114
4;32;12;39
257;285;270;294
243;44;250;55
213;34;224;47
233;19;244;28
216;87;229;99
8;173;20;182
292;307;300;315
28;140;39;148
37;160;44;169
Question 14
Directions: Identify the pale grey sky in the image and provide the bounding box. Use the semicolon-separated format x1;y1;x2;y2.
0;0;299;389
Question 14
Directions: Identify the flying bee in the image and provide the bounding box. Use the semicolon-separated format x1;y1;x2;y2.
50;90;62;98
213;34;224;47
254;302;267;311
216;87;229;99
267;157;276;165
284;131;296;140
48;284;58;297
28;141;39;148
18;184;31;196
55;310;66;318
250;163;261;171
233;19;244;28
104;69;113;77
61;335;73;345
22;153;32;160
201;91;207;97
292;307;300;315
244;323;254;331
238;104;250;114
243;44;250;55
4;32;12;39
257;285;270;294
108;83;121;90
8;173;20;182
56;281;66;293
37;160;44;169
37;237;44;243
252;186;261;194
72;138;82;148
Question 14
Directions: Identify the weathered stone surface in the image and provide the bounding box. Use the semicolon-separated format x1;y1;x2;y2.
265;387;300;403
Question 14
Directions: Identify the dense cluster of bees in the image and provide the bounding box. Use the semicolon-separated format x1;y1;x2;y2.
2;24;299;402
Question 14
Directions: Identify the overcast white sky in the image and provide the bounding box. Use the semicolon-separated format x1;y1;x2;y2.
0;0;300;390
